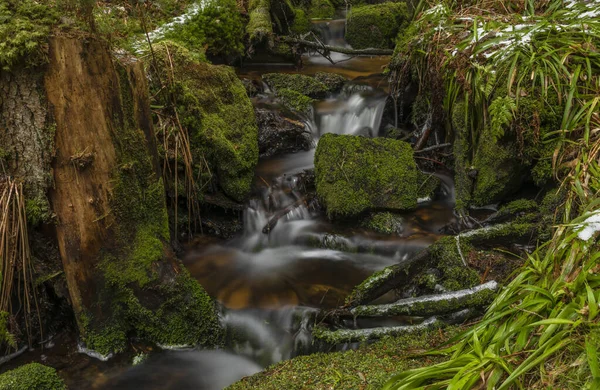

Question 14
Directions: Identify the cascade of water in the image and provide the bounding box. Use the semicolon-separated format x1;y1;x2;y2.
317;92;387;136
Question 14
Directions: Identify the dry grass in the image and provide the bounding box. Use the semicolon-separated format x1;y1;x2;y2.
0;177;42;351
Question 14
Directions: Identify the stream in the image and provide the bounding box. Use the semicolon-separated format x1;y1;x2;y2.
15;18;454;390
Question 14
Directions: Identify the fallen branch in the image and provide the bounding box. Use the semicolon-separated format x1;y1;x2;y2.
345;249;432;307
262;198;305;234
345;222;536;307
281;36;393;56
350;281;498;318
313;309;474;344
414;143;452;153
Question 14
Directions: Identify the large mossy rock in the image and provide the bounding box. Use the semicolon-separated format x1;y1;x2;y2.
346;2;410;49
0;363;65;390
263;73;329;98
315;134;420;218
154;42;258;202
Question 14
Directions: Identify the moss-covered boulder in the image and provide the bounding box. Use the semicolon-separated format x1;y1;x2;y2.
362;212;404;234
315;134;420;218
0;363;65;390
308;0;335;19
315;72;346;93
153;42;258;202
263;73;329;98
346;2;410;49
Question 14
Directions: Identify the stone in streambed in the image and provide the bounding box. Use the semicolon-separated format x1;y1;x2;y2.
263;73;329;98
362;212;405;235
315;134;421;218
255;108;313;158
346;2;410;49
314;72;347;93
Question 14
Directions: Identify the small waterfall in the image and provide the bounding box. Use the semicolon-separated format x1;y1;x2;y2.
317;92;387;136
239;176;315;252
310;18;352;63
313;19;348;47
222;307;317;366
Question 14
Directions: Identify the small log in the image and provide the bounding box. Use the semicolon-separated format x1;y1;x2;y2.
262;198;305;234
350;281;498;317
345;248;432;307
281;36;393;56
345;223;535;307
313;309;475;344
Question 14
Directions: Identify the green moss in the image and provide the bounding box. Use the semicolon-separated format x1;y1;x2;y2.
428;237;479;291
471;126;523;206
0;0;59;71
417;172;441;199
308;0;335;19
0;363;65;390
25;195;53;226
291;8;311;34
315;134;419;218
152;41;258;202
499;199;538;215
81;60;223;356
228;327;461;390
314;72;346;93
162;0;245;58
0;311;16;348
346;2;410;49
452;104;473;212
263;73;328;98
247;0;273;43
276;88;315;115
362;212;404;234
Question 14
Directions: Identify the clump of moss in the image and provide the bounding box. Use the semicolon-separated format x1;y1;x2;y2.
162;0;245;58
151;41;258;202
471;128;523;206
247;0;273;43
25;195;53;226
263;73;329;98
291;8;311;34
428;236;479;291
315;72;346;93
276;88;315;115
0;363;66;390
315;134;420;218
346;2;410;49
0;311;16;348
308;0;335;19
0;0;59;71
499;199;538;215
362;212;404;235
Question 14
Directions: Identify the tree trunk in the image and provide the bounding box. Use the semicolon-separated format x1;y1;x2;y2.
43;36;222;355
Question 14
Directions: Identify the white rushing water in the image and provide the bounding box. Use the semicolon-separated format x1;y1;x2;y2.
317;92;387;137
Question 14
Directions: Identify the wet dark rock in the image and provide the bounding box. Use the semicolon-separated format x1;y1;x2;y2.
255;108;313;158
